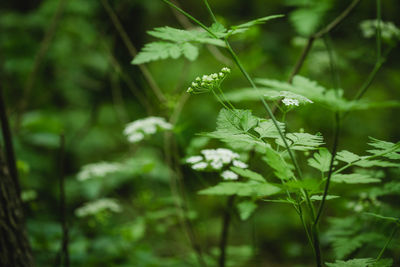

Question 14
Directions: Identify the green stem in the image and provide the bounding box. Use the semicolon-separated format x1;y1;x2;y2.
376;225;398;261
202;0;218;24
161;0;217;38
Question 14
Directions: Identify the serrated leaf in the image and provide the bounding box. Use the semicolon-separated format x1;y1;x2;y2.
326;258;375;267
230;167;266;183
308;148;332;172
254;119;285;139
276;132;324;151
198;181;281;197
205;109;266;151
209;22;227;38
237;201;258;220
364;212;400;223
367;137;400;160
255;76;398;112
228;15;284;36
336;150;360;163
147;26;225;47
181;42;199;61
331;173;380;184
132;42;181;64
263;147;294;180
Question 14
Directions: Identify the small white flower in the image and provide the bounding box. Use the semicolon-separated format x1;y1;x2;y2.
124;117;172;143
77;162;123;181
186;156;203;164
210;160;223;170
282;98;299;106
75;198;122;217
221;170;238;180
192;162;208;170
232;160;248;168
127;132;144;143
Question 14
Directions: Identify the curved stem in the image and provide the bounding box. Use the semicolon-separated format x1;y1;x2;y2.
288;0;361;82
376;225;398;261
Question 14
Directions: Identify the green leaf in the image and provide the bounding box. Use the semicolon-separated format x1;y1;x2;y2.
147;26;225;46
308;148;332;172
224;87;271;102
275;132;324;151
217;109;257;133
198;181;281;197
263;147;294;180
132;42;182;64
209;22;227;38
254;119;285;139
237;201;258;220
205;109;266;151
255;76;398;112
367;137;400;160
331;173;380;184
230;167;266;183
364;212;400;223
284;179;320;191
326;258;393;267
228;15;285;36
181;42;199;61
336;150;360;163
326;258;376;267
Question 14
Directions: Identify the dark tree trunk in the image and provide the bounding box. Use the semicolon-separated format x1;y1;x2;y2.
0;152;34;267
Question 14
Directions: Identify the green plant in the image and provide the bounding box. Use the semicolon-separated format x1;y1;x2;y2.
130;0;400;266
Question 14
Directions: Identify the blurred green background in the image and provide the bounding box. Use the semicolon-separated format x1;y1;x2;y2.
1;0;399;266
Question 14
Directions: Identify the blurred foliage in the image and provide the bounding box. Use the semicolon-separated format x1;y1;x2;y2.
1;0;400;266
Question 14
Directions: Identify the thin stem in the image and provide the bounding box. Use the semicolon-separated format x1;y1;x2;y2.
0;83;21;195
17;0;67;128
314;113;341;226
161;0;217;38
288;0;361;82
376;225;398;261
219;196;235;267
59;133;69;267
202;0;218;23
101;0;167;103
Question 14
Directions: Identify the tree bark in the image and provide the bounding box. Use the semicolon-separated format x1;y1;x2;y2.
0;152;34;267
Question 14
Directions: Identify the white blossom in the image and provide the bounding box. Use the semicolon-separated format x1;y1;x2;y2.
186;156;203;164
221;170;238;180
75;198;122;217
77;162;123;181
282;98;299;107
192;162;208;170
124;117;172;143
232;160;248;168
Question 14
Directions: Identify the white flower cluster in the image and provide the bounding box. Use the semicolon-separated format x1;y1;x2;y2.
75;198;122;217
77;162;123;181
346;192;381;213
185;148;248;180
187;67;231;94
278;91;313;107
360;20;400;42
124;117;173;143
282;98;299;106
221;170;238;180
